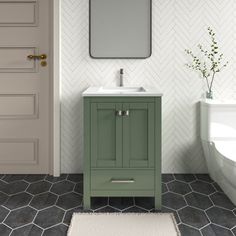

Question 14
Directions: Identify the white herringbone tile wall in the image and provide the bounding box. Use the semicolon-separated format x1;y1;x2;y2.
61;0;236;173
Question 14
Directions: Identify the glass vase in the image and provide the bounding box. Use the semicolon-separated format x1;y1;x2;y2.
206;91;213;99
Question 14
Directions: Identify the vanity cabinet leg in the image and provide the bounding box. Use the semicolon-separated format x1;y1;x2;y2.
155;195;161;210
83;195;91;210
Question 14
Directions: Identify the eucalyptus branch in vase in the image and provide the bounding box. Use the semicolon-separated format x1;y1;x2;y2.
185;27;229;99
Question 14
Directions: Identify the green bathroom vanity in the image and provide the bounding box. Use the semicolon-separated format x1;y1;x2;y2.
82;87;162;209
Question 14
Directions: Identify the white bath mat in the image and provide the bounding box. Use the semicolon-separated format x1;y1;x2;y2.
67;213;180;236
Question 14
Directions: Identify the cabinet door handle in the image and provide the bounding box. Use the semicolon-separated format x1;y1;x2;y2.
122;110;129;116
110;179;135;183
116;110;122;116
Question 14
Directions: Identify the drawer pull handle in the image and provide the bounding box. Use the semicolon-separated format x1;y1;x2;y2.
110;179;135;183
116;110;122;116
122;110;129;117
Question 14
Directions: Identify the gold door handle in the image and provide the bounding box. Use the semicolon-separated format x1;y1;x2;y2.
27;54;47;60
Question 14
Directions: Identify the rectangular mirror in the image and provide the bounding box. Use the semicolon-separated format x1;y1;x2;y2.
89;0;152;59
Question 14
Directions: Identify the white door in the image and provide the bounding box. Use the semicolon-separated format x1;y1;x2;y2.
0;0;52;174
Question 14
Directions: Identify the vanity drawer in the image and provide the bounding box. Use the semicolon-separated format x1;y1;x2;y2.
91;169;154;191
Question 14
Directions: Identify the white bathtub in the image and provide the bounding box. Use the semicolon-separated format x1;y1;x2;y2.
202;139;236;205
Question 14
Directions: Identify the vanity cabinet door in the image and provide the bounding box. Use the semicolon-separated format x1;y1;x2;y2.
91;103;122;168
122;103;155;168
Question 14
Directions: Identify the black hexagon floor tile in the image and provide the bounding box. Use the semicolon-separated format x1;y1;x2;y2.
0;181;28;195
45;174;67;183
185;192;213;210
109;197;134;210
178;206;209;229
191;180;215;195
67;174;83;183
34;206;65;228
94;206;120;213
24;175;46;183
212;182;223;193
43;224;68;236
30;192;58;210
50;180;74;195
0;192;8;205
210;192;235;210
57;192;82;210
0;224;11;236
161;206;180;224
123;206;148;213
195;174;214;183
174;174;196;183
178;224;201;236
232;227;236;235
11;224;42;236
135;197;154;210
206;207;236;229
162;192;186;210
26;181;51;195
0;173;234;236
63;209;75;226
162;174;174;183
74;182;83;194
0;180;4;186
63;207;87;225
91;197;108;210
2;175;26;183
0;206;9;222
4;206;36;229
201;224;234;236
3;192;32;210
162;183;168;193
168;181;192;195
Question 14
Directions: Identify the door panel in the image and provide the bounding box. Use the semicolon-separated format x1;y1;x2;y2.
0;47;37;72
0;138;38;164
0;94;37;119
123;103;155;168
0;0;51;173
91;103;122;168
0;0;38;26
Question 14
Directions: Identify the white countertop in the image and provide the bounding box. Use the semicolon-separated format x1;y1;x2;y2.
82;87;163;97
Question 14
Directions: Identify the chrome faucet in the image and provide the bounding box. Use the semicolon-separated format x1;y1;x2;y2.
119;68;124;87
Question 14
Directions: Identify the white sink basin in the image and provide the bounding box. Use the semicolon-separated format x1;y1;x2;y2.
82;87;162;97
99;87;146;93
